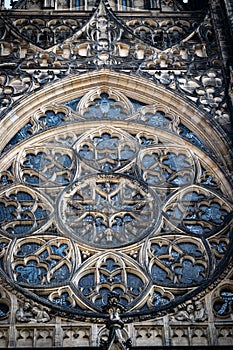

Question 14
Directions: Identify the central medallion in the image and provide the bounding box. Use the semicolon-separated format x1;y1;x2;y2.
59;174;159;248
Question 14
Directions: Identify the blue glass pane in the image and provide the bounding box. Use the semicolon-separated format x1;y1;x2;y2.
178;242;203;256
213;289;233;316
15;262;47;284
0;203;16;222
79;273;95;296
51;244;68;257
179;124;210;154
129;98;146;111
0;172;14;186
53;264;70;282
152;292;170;307
4;123;33;150
127;273;143;296
105;258;120;272
52;292;72;307
64;97;82;111
174;260;205;284
39;110;66;127
16;243;41;256
0;303;9;318
144;111;171;127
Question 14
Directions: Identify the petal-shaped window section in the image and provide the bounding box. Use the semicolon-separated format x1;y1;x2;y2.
163;185;232;236
147;236;209;287
10;236;76;286
0;185;53;236
17;146;77;188
75;126;138;173
138;147;195;187
72;253;149;311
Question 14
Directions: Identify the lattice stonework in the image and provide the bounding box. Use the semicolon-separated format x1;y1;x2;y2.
0;83;232;322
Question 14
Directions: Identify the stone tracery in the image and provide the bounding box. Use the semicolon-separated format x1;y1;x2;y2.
0;0;231;129
0;85;232;319
59;174;157;247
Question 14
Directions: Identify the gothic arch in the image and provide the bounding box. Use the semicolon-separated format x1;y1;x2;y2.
0;70;231;171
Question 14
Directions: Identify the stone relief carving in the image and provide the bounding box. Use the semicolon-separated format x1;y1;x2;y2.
171;300;207;322
15;300;50;323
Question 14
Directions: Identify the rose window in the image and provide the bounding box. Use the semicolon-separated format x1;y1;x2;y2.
0;89;232;321
59;174;159;247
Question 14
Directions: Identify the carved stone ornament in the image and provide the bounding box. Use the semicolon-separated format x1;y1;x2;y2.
15;300;50;323
171;300;207;323
0;0;231;129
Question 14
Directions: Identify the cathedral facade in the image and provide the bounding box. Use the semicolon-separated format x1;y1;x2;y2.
0;0;232;348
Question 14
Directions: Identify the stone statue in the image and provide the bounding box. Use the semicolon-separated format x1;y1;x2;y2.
100;292;132;350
